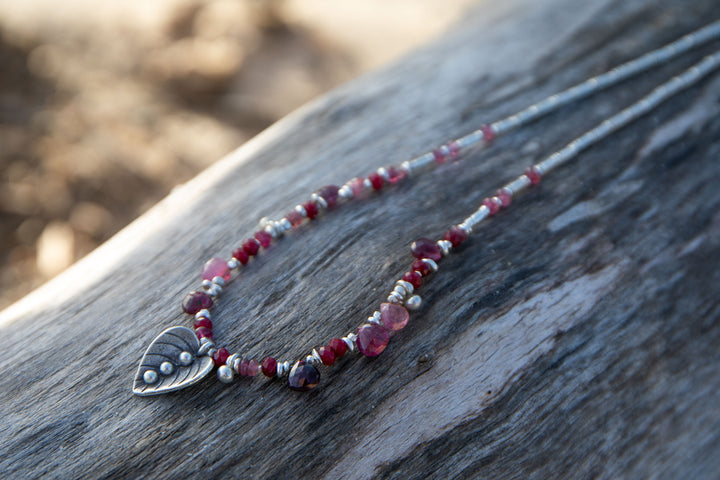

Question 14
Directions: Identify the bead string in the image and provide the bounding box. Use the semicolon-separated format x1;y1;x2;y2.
136;22;720;393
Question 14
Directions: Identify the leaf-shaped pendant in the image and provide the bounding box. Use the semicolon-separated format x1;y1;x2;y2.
133;326;213;396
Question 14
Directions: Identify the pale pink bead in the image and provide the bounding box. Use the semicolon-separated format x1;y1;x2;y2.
202;257;231;282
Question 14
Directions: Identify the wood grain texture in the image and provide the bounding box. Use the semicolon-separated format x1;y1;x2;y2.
2;0;720;478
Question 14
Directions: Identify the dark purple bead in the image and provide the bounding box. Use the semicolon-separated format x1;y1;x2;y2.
287;362;320;392
317;185;340;208
410;238;442;262
182;291;213;314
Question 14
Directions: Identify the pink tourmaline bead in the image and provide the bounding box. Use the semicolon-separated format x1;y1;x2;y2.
254;230;272;248
318;185;340;207
448;141;461;160
357;324;389;357
411;238;442;262
239;359;249;376
443;226;467;248
433;148;447;164
525;166;542;185
483;197;500;215
303;201;319;220
349;177;365;195
182;291;213;314
202;257;231;282
481;124;495;143
380;302;409;331
403;271;422;289
285;210;304;227
246;359;259;377
368;172;383;190
496;188;512;207
386;167;406;184
242;238;260;256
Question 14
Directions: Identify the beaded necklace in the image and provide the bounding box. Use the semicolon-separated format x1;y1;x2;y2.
133;21;720;396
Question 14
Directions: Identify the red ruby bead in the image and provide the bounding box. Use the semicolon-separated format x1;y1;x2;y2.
481;124;495;143
380;302;409;331
357;324;390;357
303;201;319;220
195;327;213;340
212;347;229;367
182;291;213;314
443;226;467;248
403;270;422;289
328;338;347;358
368;172;383;190
497;188;512;207
318;346;336;366
318;185;340;208
202;257;231;282
525;166;542;185
412;259;432;277
483;197;500;215
254;230;273;248
386;166;406;184
232;248;249;265
242;238;260;256
285;210;304;227
433;148;447;164
193;317;212;329
261;356;277;377
288;362;320;392
411;238;442;262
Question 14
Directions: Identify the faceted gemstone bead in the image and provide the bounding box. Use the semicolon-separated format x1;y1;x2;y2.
525;166;542;185
195;327;213;340
448;141;461;160
356;324;390;357
303;201;319;220
318;346;336;366
433;148;447;164
246;359;259;377
386;167;406;185
380;302;409;331
254;230;273;248
212;347;229;367
242;238;260;256
349;177;365;195
288;362;320;392
238;359;249;376
368;172;383;190
412;259;432;277
443;227;467;248
328;338;347;358
496;188;512;207
318;185;340;208
261;356;277;377
285;210;304;227
202;257;231;282
403;271;422;289
481;124;495;143
411;238;442;262
182;291;213;314
483;197;500;215
231;247;249;265
193;317;212;330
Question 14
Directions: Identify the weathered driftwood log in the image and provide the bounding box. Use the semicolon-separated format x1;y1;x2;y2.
2;0;719;478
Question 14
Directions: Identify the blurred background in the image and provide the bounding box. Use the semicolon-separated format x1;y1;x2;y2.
0;0;475;309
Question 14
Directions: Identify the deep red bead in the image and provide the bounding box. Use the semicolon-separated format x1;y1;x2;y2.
443;226;467;248
433;148;446;164
496;188;512;207
525;166;542;185
412;259;432;277
481;124;495;143
232;248;249;265
242;238;260;256
411;238;442;262
328;338;347;358
288;362;320;392
318;346;336;366
254;230;273;248
368;172;383;190
212;347;229;367
303;201;319;220
356;324;390;357
195;327;213;340
182;291;213;314
193;317;212;329
285;210;304;227
261;357;277;377
386;166;407;184
318;185;340;208
403;271;422;289
483;197;500;215
202;257;231;282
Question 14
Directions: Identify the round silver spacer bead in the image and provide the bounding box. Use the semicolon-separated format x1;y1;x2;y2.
259;216;273;229
437;240;452;256
227;258;240;270
276;361;291;377
310;193;328;209
343;333;358;352
201;279;213;289
212;276;226;287
396;280;414;295
159;361;174;376
405;295;422;310
205;284;222;296
226;353;240;368
457;223;472;235
178;351;193;366
310;349;323;365
232;356;243;374
264;222;280;238
338;185;353;200
217;365;234;383
198;340;215;356
421;258;438;272
377;167;389;180
143;370;158;384
195;309;211;320
400;161;412;176
368;311;382;324
393;284;408;298
294;204;307;217
206;348;218;358
278;218;292;232
387;292;404;304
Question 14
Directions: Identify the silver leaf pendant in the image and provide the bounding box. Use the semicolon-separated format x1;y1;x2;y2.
133;326;213;396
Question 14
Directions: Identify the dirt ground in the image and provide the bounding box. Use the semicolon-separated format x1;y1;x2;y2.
0;0;475;309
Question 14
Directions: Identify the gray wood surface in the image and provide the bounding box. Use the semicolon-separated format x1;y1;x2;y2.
2;0;719;478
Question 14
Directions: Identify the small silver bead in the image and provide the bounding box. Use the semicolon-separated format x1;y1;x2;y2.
227;258;240;269
338;185;353;199
311;193;328;209
278;218;292;231
396;280;414;295
259;216;272;228
217;365;234;383
400;161;412;175
143;370;158;384
277;361;291;377
201;279;213;289
206;348;218;358
458;223;472;234
421;258;438;272
195;309;211;320
264;223;279;238
294;204;307;217
377;167;389;180
387;292;403;304
198;340;215;356
226;353;240;367
306;354;319;365
406;295;422;310
437;240;452;256
363;178;373;189
393;284;408;298
232;356;242;373
311;349;322;364
206;284;222;296
343;333;357;352
159;361;174;375
212;276;226;287
178;351;193;366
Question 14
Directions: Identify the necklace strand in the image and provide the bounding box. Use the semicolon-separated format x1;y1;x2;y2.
133;23;720;396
